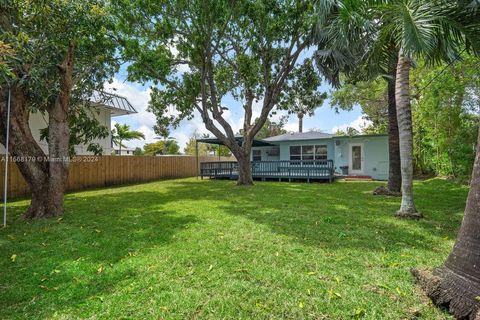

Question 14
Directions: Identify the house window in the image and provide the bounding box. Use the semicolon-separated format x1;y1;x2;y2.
301;145;314;160
315;145;328;160
290;144;328;161
252;149;262;161
289;146;301;160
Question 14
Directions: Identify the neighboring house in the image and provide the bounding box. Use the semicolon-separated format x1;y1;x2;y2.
254;131;389;180
114;147;136;156
0;92;137;155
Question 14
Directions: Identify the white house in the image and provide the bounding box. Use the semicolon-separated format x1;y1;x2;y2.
0;92;137;155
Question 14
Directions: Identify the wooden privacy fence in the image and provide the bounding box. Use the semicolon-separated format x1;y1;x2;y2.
0;155;234;200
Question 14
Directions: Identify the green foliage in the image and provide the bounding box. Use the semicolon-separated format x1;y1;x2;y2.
330;80;388;134
314;0;480;84
411;56;480;181
0;0;118;151
334;127;361;136
240;117;288;140
112;123;145;150
184;135;209;156
40;108;110;155
133;147;144;156
277;58;327;117
0;178;467;319
184;133;231;156
143;140;180;156
113;0;319;152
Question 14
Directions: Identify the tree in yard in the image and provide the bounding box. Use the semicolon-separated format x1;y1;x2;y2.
184;134;209;156
312;0;402;195
412;127;480;319
330;80;389;134
315;0;479;216
114;0;319;185
277;58;327;133
133;147;144;156
112;123;145;154
411;56;480;182
144;140;180;156
239;116;288;140
329;76;402;195
0;1;118;218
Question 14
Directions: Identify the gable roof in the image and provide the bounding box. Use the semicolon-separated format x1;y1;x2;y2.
264;131;335;142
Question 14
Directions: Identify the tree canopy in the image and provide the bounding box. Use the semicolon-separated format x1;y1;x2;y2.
113;0;321;184
0;0;119;152
144;140;180;156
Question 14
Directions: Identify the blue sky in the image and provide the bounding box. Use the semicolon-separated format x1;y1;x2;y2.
106;68;370;151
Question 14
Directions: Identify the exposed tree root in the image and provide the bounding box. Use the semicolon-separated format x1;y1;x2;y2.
395;208;423;219
411;267;480;320
372;185;401;196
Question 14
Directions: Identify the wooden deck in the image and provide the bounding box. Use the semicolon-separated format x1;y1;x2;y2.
200;160;334;183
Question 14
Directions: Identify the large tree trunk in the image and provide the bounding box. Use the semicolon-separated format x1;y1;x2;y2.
394;54;422;218
374;63;402;196
0;44;74;218
412;127;480;319
45;43;74;216
0;86;52;218
235;147;253;186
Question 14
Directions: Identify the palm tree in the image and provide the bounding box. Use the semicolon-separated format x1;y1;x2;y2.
315;0;479;217
111;123;145;154
154;136;176;155
315;0;480;316
297;112;304;133
313;1;402;195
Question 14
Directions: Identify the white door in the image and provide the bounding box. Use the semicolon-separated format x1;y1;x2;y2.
349;143;364;174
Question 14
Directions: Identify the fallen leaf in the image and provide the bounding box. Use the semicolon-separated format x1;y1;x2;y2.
353;308;366;318
327;288;342;300
298;302;304;308
10;254;17;262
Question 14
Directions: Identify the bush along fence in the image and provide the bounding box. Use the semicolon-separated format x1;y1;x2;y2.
0;155;235;200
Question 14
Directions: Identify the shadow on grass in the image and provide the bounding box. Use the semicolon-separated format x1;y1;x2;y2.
0;177;468;318
0;192;197;318
47;177;467;253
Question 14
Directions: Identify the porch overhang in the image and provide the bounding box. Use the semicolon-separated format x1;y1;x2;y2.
196;137;275;147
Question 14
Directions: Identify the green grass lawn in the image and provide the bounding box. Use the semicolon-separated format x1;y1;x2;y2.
0;178;468;319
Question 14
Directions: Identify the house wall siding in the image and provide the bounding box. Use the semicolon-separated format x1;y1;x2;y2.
333;136;389;180
251;135;389;180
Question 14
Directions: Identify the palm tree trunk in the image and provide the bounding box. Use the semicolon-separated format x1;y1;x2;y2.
412;126;480;319
394;54;422;218
298;112;304;133
387;72;401;194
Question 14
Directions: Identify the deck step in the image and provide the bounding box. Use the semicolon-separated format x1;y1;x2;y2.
344;175;373;181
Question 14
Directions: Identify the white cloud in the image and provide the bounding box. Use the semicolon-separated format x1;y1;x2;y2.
330;115;372;134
